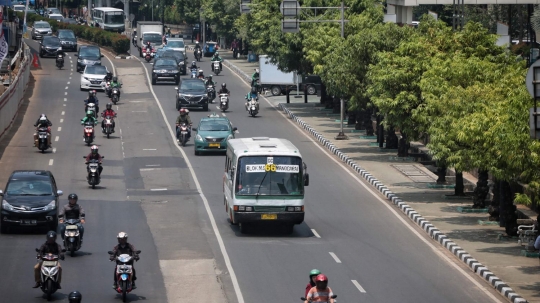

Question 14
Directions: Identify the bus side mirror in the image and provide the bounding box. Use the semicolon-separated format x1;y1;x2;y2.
304;173;309;186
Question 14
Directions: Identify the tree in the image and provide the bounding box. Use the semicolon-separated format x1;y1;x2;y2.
174;0;201;25
201;0;240;40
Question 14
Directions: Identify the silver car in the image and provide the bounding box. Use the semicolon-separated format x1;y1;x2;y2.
32;21;52;40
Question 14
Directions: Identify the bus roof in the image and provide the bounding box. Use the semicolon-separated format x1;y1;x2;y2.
228;137;302;157
92;7;124;12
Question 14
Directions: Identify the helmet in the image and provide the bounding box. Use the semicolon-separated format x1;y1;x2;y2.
68;291;82;303
40;116;47;121
106;103;112;110
117;232;128;244
112;76;117;82
198;69;203;74
315;274;328;282
68;193;78;200
46;230;57;240
195;41;199;44
91;145;98;154
255;68;259;73
208;75;212;80
88;91;93;97
179;108;187;115
309;269;321;278
221;83;226;89
147;41;151;46
86;110;93;116
215;51;219;56
251;87;257;94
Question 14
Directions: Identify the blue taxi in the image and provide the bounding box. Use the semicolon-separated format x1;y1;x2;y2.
193;113;237;155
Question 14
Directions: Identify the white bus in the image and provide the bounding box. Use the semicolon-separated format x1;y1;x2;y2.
223;137;309;234
92;7;125;33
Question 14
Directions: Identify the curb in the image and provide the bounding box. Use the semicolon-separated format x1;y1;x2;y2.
223;58;528;303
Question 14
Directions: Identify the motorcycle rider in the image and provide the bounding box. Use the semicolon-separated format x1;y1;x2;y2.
175;108;192;142
101;103;117;133
205;74;216;87
251;68;260;87
190;61;198;73
107;76;121;98
305;274;335;303
144;41;153;53
197;69;205;79
305;269;321;297
110;232;140;289
193;41;202;58
84;90;99;115
81;110;98;126
85;145;103;176
218;83;230;95
68;291;82;303
231;39;239;58
55;47;64;67
245;86;259;111
33;231;64;289
210;51;223;72
58;193;85;242
33;114;52;148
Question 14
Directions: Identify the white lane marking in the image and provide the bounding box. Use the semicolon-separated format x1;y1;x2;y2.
225;66;504;303
216;106;220;110
71;69;73;71
222;113;226;117
132;111;147;113
64;92;67;95
137;58;245;303
63;104;66;106
129;101;145;103
70;73;72;76
150;188;167;191
67;82;70;85
65;86;68;90
143;149;157;151
329;252;341;263
101;50;116;78
140;168;160;171
57;127;61;132
146;164;160;167
311;229;321;238
52;148;56;153
351;280;366;293
48;159;54;166
60;119;63;123
69;77;72;79
119;128;122;135
61;111;65;115
54;136;59;142
64;98;67;102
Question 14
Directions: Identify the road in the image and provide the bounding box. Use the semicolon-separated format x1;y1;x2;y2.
0;37;502;303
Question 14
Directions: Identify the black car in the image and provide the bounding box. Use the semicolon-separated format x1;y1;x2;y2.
39;36;61;58
75;45;103;72
57;29;77;51
161;50;186;75
0;171;63;233
175;78;209;111
151;58;180;85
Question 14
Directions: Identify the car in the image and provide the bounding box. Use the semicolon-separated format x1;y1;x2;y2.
56;29;77;51
26;8;38;14
301;75;322;95
160;50;186;75
203;41;218;57
193;114;237;155
62;18;77;24
44;7;61;17
0;170;63;233
80;65;109;91
151;58;180;85
75;45;103;72
166;38;186;56
175;78;209;111
48;14;63;22
12;4;25;12
39;36;61;58
31;21;52;40
154;47;171;60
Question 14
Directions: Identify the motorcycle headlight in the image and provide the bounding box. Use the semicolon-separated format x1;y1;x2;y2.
196;134;203;141
43;200;56;211
2;200;14;211
48;266;59;276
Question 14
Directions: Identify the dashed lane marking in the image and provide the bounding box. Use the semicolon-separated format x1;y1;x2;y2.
329;252;341;263
311;229;321;238
64;98;67;101
146;164;160;167
61;111;65;115
57;127;61;131
352;280;366;293
49;159;54;166
52;148;56;153
143;149;157;151
65;92;67;95
60;119;63;123
55;136;59;142
150;188;167;191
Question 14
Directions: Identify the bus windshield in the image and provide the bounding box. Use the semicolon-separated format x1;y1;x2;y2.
235;156;303;196
105;12;124;24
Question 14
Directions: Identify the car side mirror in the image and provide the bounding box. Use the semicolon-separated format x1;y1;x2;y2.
331;295;337;299
107;251;113;255
102;156;105;159
304;173;309;186
136;250;141;254
150;63;153;65
57;190;63;196
74;54;78;57
35;248;40;252
174;87;178;90
0;190;3;196
192;127;198;131
233;127;237;132
101;54;104;58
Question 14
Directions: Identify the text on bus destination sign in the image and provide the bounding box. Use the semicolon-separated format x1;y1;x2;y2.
245;164;299;173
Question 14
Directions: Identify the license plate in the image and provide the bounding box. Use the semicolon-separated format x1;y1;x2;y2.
91;81;101;84
42;261;57;266
209;143;220;148
66;225;78;230
261;214;277;220
22;219;37;225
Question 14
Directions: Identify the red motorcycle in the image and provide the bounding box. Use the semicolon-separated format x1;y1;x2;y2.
108;250;141;302
102;114;116;139
143;47;155;62
83;121;95;146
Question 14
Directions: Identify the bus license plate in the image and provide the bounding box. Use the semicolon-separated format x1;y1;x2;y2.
261;214;277;220
209;143;220;148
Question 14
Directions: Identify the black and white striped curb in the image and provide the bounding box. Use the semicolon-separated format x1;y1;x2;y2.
276;104;527;303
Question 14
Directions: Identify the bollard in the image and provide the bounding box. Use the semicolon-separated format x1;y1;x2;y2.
286;88;290;103
304;85;308;103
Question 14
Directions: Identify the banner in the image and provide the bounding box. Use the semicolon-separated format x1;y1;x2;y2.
0;6;7;64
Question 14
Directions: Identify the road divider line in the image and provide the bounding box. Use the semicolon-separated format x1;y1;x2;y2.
143;149;157;151
48;159;54;166
60;119;63;123
67;82;70;85
150;188;167;191
65;86;68;90
311;229;321;238
129;101;145;103
63;104;66;107
61;111;65;115
329;252;341;263
57;127;61;131
136;58;245;303
351;280;366;293
140;168;160;171
64;98;67;101
52;148;56;153
54;136;59;142
64;92;67;95
69;76;72;79
146;164;160;167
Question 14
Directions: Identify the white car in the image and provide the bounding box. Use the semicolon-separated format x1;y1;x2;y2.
48;14;64;22
80;65;108;91
166;38;186;57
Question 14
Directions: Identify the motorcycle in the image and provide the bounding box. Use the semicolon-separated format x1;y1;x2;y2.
108;250;142;302
143;47;155;62
301;295;337;302
82;121;95;146
85;102;98;118
190;68;198;79
105;72;113;83
84;157;103;189
177;123;190;147
103;114;116;138
194;49;202;62
111;87;120;104
219;94;229;112
35;248;65;301
212;61;221;75
36;127;50;153
206;83;216;103
132;35;137;47
63;219;82;257
247;98;259;117
105;82;112;97
55;53;64;69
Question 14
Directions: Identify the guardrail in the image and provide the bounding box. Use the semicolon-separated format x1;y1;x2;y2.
0;43;31;140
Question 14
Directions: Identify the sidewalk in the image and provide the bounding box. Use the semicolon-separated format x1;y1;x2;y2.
222;50;539;303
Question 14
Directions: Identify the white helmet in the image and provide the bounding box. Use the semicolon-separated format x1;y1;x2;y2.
117;232;128;240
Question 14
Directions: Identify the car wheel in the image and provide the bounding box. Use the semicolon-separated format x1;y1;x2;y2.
194;149;199;155
175;77;180;85
151;77;156;85
203;104;209;111
307;85;316;95
0;221;8;234
271;86;282;96
49;219;58;232
39;51;43;58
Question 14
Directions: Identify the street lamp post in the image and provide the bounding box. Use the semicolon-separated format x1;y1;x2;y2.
280;0;348;140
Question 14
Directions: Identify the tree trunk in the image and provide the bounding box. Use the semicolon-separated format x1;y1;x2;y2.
436;165;446;184
454;171;465;196
397;133;410;157
364;109;374;136
355;110;364;130
472;170;489;208
332;97;340;113
347;110;356;125
319;82;327;104
376;115;384;148
385;126;398;149
488;177;500;221
499;180;513;228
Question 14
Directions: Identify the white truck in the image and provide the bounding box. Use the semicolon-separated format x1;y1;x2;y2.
136;21;163;57
259;55;296;96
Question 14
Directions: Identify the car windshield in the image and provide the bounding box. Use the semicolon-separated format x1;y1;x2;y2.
167;41;184;48
35;23;50;29
155;59;176;67
48;8;60;14
105;12;124;24
235;156;304;196
144;33;162;43
79;47;100;58
6;180;53;196
181;81;206;91
43;37;61;46
163;51;184;60
85;66;107;75
199;120;230;131
50;15;62;20
58;31;75;39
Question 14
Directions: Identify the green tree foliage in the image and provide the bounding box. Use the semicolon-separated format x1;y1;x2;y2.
201;0;240;39
174;0;201;25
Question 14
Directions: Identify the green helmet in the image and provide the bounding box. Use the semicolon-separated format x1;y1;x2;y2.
86;110;93;116
309;269;321;277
